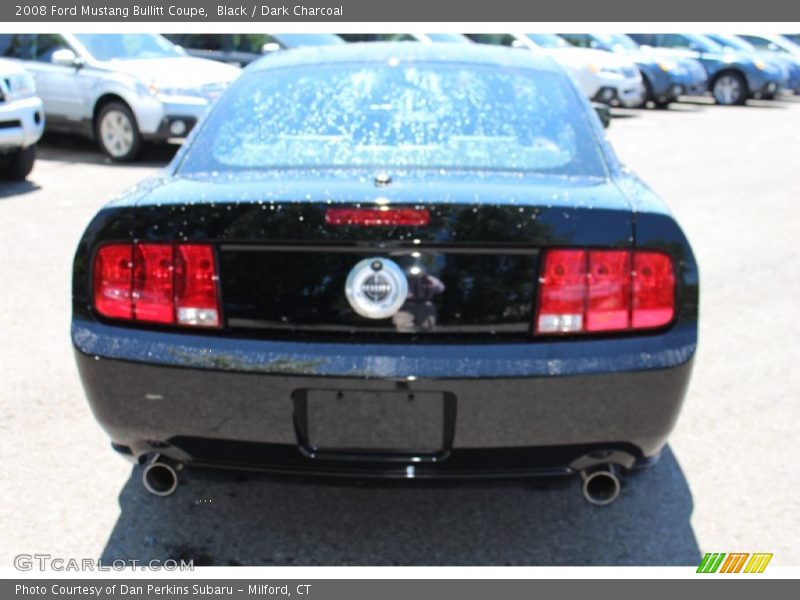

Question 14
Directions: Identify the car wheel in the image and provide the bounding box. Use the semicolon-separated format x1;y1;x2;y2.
1;145;36;181
96;102;142;161
712;72;747;105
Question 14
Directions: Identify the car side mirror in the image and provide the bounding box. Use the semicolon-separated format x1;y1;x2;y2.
592;102;611;129
261;42;282;54
51;48;82;68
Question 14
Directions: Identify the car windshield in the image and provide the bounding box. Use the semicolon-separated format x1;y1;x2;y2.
272;33;344;47
178;62;607;177
422;34;472;43
772;35;800;53
706;34;754;52
74;34;183;61
594;34;640;51
687;34;725;53
524;34;570;49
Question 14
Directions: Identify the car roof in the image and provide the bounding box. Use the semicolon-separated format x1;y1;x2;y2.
246;41;563;73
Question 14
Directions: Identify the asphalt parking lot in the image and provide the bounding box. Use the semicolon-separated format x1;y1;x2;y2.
1;95;799;567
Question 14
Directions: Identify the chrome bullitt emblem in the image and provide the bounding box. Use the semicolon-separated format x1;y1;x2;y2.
345;258;408;319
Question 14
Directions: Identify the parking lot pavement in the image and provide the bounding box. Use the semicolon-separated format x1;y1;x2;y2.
1;96;799;567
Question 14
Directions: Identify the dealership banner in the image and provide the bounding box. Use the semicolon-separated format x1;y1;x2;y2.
2;0;799;22
4;579;796;598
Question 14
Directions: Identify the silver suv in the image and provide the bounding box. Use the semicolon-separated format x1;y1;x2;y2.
0;34;241;161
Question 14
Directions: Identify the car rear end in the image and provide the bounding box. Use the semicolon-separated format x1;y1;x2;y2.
71;44;697;493
73;190;696;479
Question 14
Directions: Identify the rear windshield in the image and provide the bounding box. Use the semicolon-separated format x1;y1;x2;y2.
178;62;608;177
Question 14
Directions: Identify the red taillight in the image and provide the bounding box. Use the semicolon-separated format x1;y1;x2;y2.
535;249;675;335
587;250;631;332
632;251;676;329
325;207;430;227
536;249;587;333
93;242;220;328
94;244;133;320
174;244;220;327
133;243;174;324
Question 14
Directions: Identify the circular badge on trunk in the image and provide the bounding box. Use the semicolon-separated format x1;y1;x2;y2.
345;258;408;319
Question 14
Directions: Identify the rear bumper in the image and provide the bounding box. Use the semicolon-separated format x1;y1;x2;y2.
73;318;696;477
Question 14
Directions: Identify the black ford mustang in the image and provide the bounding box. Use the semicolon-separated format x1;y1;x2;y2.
72;43;698;504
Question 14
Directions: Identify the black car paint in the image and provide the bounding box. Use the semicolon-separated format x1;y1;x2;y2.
72;44;698;479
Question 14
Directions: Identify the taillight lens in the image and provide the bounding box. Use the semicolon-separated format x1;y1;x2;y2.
536;249;587;333
587;250;631;332
94;244;133;320
133;243;174;324
632;251;676;329
535;248;675;335
174;244;220;327
93;242;220;328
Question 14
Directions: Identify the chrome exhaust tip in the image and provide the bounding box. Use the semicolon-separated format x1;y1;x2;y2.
142;458;178;497
581;466;621;506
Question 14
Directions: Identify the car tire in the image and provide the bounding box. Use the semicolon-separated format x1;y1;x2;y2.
1;145;36;181
637;76;653;109
712;72;747;106
95;102;142;162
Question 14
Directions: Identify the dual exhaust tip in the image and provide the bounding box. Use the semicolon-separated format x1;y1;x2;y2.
142;458;179;497
141;456;622;504
580;466;621;506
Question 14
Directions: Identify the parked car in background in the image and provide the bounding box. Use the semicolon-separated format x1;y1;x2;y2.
467;33;645;107
558;33;707;107
72;43;697;504
0;58;44;179
0;34;240;161
164;33;344;66
738;33;800;58
627;34;785;105
339;34;471;44
705;34;800;95
736;34;800;95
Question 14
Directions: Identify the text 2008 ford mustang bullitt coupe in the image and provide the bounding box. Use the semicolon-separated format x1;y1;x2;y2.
72;43;698;504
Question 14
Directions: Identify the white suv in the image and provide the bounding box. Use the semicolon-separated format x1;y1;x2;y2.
514;34;645;107
469;34;645;107
0;58;44;180
0;34;240;161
